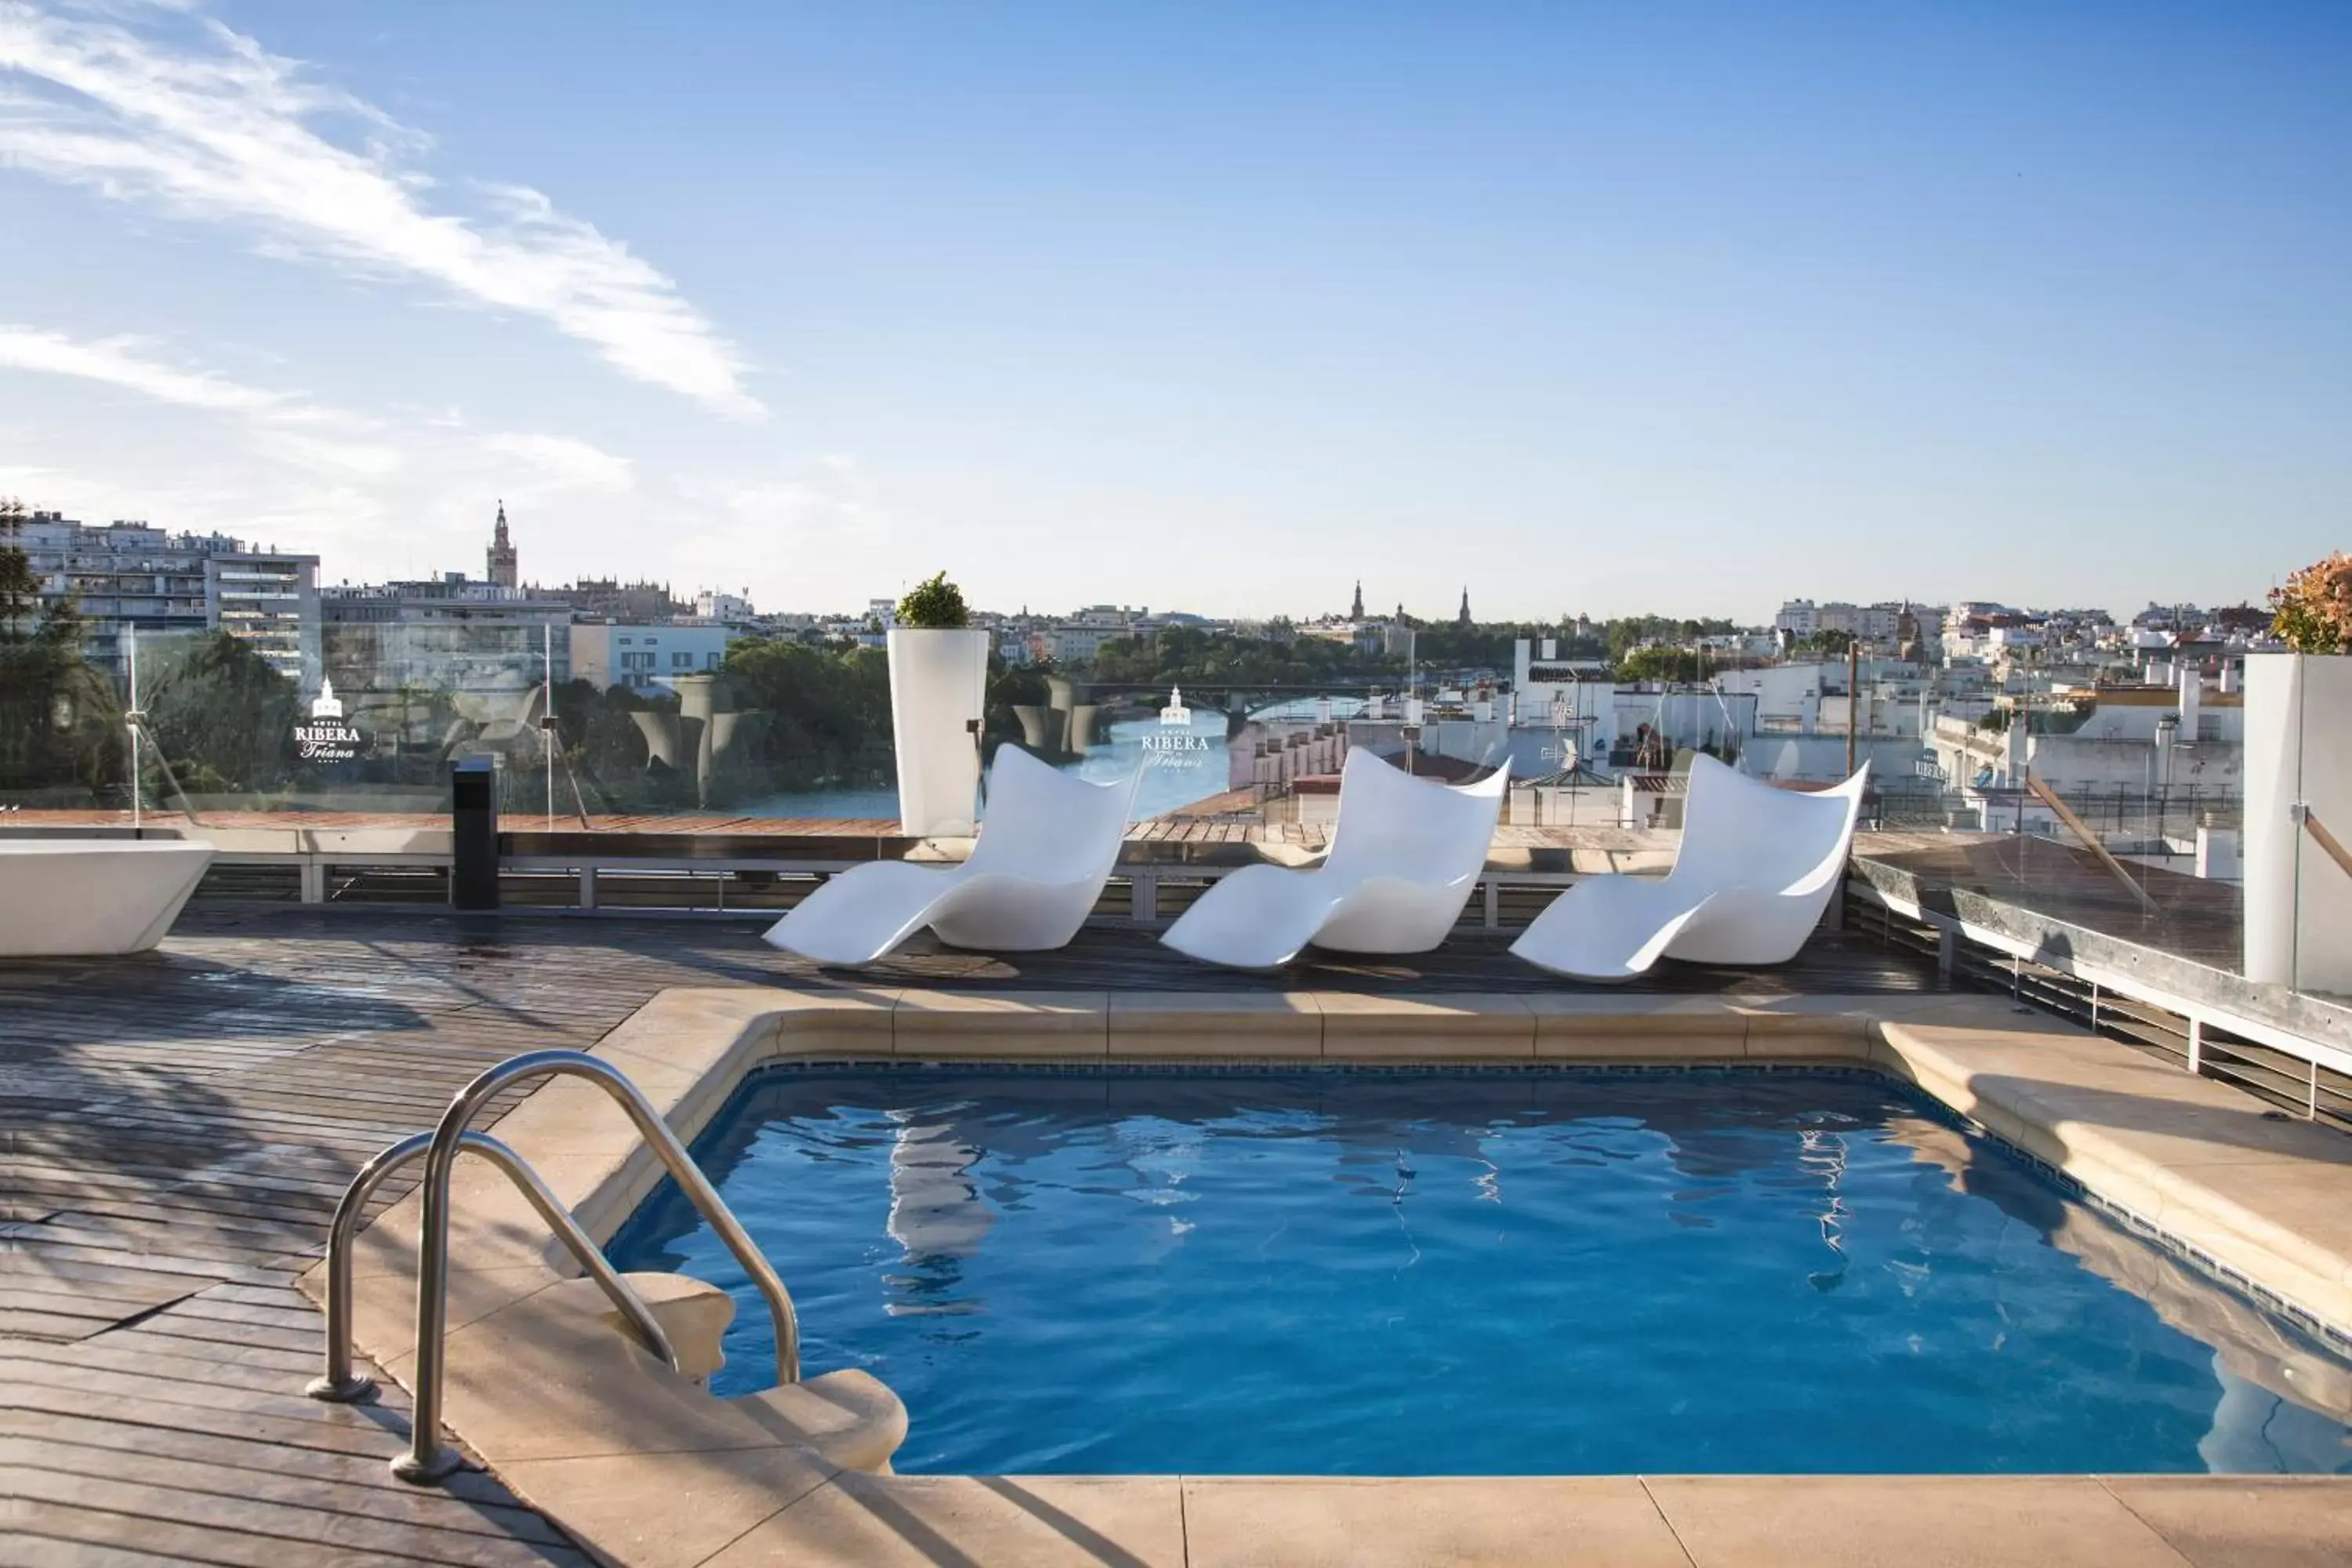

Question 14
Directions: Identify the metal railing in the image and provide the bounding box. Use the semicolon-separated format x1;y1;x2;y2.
307;1129;680;1404
2299;804;2352;884
307;1048;800;1486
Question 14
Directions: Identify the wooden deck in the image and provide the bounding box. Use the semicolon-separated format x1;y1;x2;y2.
0;909;1941;1563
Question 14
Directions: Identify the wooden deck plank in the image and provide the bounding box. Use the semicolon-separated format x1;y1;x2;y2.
1;1382;435;1465
0;1436;576;1546
0;1470;586;1567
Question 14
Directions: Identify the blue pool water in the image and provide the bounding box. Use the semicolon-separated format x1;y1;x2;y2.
608;1067;2352;1475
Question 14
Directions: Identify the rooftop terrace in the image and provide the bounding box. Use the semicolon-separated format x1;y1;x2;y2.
0;908;1933;1565
6;898;2351;1563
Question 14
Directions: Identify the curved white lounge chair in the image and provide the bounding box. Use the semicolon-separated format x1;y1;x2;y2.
0;839;215;956
763;746;1139;966
1511;754;1869;982
1161;748;1509;969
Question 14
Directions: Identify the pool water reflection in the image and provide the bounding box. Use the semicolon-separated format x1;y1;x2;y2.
609;1067;2352;1476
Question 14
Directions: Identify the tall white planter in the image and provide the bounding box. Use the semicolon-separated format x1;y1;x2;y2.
887;627;990;837
2241;653;2352;990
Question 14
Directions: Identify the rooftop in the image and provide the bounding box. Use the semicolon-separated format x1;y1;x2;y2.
6;883;2350;1562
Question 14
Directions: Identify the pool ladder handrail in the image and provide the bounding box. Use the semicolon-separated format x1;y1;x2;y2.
307;1047;801;1486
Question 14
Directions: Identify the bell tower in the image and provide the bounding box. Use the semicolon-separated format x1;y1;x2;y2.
486;500;518;589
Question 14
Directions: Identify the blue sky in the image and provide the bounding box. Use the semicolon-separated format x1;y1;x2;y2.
2;1;2346;620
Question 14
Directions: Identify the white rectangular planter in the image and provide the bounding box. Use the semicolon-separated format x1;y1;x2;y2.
2241;652;2352;991
887;627;990;837
0;839;215;956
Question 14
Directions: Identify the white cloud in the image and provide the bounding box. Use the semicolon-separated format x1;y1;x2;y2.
249;426;401;479
686;464;887;539
0;2;763;419
0;321;669;524
481;431;635;492
0;321;284;411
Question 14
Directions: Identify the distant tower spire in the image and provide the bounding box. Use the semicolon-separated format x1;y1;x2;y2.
1457;586;1471;627
486;499;518;589
1351;579;1364;619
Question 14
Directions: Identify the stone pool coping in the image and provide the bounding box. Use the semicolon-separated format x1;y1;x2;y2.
306;988;2352;1566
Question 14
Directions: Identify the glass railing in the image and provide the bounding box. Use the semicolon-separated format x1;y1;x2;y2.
1852;778;2245;966
3;620;2317;1014
6;625;1484;832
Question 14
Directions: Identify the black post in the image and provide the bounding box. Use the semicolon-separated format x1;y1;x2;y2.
450;754;500;911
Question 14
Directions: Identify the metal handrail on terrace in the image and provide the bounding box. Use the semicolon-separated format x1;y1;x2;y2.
306;1048;800;1486
307;1128;681;1406
2298;805;2352;885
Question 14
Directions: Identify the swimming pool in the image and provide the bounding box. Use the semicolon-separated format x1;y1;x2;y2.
608;1065;2352;1476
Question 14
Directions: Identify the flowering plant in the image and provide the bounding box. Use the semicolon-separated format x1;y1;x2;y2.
2270;552;2352;654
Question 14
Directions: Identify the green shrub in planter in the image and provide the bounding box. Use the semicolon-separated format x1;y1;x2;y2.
897;572;971;630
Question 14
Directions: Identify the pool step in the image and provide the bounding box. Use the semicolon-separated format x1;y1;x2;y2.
543;1269;906;1472
539;1272;738;1385
729;1370;909;1473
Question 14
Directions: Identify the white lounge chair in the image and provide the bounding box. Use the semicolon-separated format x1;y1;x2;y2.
1511;755;1869;981
1160;748;1509;969
0;839;215;956
763;746;1138;966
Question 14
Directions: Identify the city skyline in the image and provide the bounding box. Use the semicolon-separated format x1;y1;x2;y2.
0;497;2285;628
4;2;2347;621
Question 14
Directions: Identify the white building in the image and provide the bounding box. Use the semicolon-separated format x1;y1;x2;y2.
1925;679;2243;800
204;549;323;689
1773;599;1915;641
570;622;733;694
695;589;757;624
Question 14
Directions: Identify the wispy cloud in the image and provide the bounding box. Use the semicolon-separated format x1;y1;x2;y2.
0;321;650;497
0;2;763;419
684;457;889;543
0;321;285;411
482;431;636;492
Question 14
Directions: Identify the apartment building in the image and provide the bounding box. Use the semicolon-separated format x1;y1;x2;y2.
205;550;321;687
1771;598;1923;641
9;510;321;685
570;622;731;693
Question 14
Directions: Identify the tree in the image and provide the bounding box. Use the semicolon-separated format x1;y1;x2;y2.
548;677;658;784
1613;646;1708;684
1796;629;1857;655
0;536;40;642
718;637;895;793
0;517;124;799
140;633;300;795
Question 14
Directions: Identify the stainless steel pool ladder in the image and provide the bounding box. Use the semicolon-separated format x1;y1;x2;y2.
307;1047;800;1485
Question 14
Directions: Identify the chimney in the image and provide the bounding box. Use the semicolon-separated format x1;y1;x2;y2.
1541;637;1557;660
2177;668;2201;740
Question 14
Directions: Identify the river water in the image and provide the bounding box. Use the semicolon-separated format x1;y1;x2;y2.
739;707;1237;822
